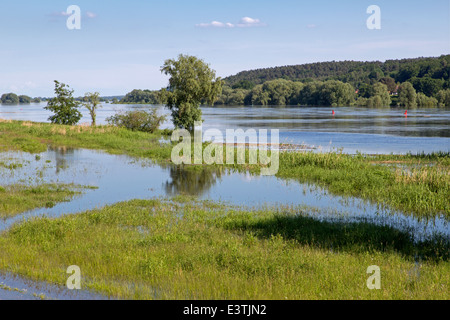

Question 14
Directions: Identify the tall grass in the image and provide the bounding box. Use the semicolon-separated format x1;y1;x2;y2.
276;151;450;218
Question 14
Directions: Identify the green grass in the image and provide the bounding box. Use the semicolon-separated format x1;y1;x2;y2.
0;184;90;218
0;120;448;218
276;151;449;218
0;120;172;160
0;161;23;170
0;198;447;300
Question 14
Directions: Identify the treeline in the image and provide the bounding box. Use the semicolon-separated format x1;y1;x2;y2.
120;89;162;104
215;78;450;107
120;80;450;107
0;92;123;105
0;93;41;104
225;55;450;95
120;55;450;107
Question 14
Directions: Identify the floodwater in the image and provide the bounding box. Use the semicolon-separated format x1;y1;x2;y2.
1;148;447;241
0;103;449;154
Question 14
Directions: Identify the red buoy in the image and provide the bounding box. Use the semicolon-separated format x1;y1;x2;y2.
404;110;408;117
332;110;335;116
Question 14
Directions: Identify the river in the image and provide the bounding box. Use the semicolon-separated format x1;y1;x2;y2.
1;103;449;154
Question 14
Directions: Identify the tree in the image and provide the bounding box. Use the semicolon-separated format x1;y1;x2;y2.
232;80;255;90
160;54;223;131
289;82;304;105
370;83;391;106
249;84;270;105
436;89;450;107
82;92;102;126
44;80;82;125
1;93;19;104
262;79;295;105
416;92;437;107
318;80;355;106
358;83;372;98
411;77;444;96
368;67;384;82
19;95;31;104
379;77;397;93
298;81;322;105
121;89;163;104
397;82;417;108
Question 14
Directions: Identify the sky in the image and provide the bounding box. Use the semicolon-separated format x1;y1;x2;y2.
0;0;449;97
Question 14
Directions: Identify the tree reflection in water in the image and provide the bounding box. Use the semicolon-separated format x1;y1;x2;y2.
163;164;225;196
48;146;76;174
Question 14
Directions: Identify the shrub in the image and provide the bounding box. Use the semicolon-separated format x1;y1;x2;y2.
106;109;166;133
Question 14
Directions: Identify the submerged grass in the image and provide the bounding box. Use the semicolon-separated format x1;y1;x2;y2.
0;120;448;218
0;184;90;218
0;198;447;300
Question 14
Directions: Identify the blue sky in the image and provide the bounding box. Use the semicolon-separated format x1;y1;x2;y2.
0;0;449;97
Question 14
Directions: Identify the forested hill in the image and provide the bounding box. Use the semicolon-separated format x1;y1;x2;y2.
119;54;450;107
224;55;450;89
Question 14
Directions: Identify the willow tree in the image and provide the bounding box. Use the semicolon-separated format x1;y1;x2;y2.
397;82;417;108
160;54;223;132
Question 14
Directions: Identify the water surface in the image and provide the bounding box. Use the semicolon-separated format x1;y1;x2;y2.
1;148;447;241
1;103;449;154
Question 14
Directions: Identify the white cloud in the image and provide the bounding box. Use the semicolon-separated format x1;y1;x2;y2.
196;21;234;28
86;11;97;19
196;17;266;28
236;17;265;28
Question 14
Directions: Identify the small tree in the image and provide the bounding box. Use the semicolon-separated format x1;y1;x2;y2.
160;54;223;132
45;81;82;125
82;92;102;126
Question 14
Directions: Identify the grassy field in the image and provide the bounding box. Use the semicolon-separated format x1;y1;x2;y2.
0;198;447;300
0;119;448;219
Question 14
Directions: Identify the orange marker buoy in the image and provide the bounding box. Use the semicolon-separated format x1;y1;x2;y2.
404;110;408;117
332;110;335;116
